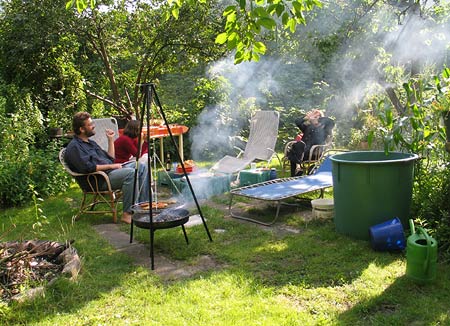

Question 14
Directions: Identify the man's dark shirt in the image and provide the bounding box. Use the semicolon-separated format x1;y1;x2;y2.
294;115;335;153
65;136;114;190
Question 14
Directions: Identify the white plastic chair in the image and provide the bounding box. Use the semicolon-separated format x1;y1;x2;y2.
89;117;119;151
211;111;280;174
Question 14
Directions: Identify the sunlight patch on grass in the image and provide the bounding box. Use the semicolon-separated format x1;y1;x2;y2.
254;240;289;253
275;261;406;323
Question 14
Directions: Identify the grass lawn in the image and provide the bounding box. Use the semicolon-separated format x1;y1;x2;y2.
1;184;450;325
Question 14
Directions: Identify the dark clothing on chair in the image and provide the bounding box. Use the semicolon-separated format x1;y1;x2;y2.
288;115;335;177
65;136;114;190
295;116;335;154
65;135;148;213
286;141;306;165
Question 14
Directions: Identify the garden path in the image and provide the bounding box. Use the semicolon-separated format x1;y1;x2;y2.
93;215;222;281
93;197;316;280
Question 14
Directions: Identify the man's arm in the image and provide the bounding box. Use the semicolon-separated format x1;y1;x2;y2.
96;163;122;172
66;138;121;173
105;128;115;158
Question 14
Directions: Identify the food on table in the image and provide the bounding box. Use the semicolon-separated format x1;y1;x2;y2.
176;160;196;173
183;160;195;167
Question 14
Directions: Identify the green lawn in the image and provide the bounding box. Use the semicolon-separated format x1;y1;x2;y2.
1;185;449;325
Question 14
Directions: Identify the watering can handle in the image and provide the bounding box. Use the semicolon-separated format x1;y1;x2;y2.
417;227;431;272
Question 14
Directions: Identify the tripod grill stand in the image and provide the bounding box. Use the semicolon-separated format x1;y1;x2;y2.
129;83;213;270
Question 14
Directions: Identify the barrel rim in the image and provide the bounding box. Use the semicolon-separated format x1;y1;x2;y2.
330;151;419;164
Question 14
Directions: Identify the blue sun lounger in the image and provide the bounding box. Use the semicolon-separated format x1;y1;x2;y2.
228;157;333;225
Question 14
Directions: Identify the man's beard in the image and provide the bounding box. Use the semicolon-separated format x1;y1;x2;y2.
85;129;96;137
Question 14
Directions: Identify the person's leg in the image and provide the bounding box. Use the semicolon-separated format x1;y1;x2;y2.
289;141;306;177
137;163;150;203
122;161;149;204
290;160;297;177
108;167;135;223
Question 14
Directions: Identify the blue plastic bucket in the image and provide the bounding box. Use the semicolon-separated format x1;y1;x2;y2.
369;217;406;251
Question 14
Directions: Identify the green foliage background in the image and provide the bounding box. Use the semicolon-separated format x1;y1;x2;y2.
0;95;71;207
0;0;450;258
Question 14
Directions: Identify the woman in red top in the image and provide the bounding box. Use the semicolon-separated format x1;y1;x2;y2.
114;120;148;163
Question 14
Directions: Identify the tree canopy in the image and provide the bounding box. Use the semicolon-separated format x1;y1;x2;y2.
67;0;323;63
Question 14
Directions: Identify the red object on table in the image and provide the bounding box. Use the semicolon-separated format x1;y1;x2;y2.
176;165;195;174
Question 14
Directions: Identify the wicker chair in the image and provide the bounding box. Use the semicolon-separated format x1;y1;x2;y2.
282;135;333;176
59;148;122;223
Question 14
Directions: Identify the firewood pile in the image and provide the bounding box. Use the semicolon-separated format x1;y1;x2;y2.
0;240;76;302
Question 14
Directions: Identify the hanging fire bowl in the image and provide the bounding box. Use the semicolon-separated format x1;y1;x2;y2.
131;204;190;230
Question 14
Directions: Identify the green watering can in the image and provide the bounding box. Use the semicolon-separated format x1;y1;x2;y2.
406;219;437;283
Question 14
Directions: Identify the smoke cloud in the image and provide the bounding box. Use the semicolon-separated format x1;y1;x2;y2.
190;3;450;161
189;57;287;162
325;6;450;115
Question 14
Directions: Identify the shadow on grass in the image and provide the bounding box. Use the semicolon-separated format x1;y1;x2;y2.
132;203;402;289
335;272;450;325
3;189;442;325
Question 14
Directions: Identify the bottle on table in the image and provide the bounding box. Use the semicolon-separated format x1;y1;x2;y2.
165;153;172;171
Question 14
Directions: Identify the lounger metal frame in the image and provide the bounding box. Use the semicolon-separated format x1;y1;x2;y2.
228;157;334;226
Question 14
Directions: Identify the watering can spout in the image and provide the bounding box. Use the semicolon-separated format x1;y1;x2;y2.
409;219;415;235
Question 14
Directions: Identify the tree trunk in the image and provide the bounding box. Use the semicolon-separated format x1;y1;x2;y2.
385;87;405;115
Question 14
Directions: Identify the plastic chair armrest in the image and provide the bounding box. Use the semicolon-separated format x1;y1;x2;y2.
233;146;245;158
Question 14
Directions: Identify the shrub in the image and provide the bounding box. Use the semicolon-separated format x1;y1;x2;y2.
368;68;450;261
0;97;71;208
0;142;71;208
412;162;450;261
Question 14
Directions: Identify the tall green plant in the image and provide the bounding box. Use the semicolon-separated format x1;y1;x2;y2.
375;74;446;159
0;96;71;208
374;68;450;260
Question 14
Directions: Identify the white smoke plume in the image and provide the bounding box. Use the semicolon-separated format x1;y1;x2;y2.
190;3;450;161
189;56;284;161
325;6;450;114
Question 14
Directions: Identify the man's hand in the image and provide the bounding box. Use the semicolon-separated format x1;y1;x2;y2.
105;128;116;158
306;109;322;120
105;128;115;139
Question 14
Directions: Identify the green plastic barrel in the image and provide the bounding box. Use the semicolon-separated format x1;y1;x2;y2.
330;151;418;240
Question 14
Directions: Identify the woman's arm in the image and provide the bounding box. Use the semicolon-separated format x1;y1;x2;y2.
294;115;308;132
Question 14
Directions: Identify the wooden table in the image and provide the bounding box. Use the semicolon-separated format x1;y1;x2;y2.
142;124;189;162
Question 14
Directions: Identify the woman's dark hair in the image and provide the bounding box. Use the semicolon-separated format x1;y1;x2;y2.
123;120;140;138
73;112;91;135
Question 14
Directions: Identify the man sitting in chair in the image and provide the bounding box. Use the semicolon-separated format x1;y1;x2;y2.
287;109;335;177
65;112;148;224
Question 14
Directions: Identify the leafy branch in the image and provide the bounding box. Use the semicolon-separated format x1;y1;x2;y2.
66;0;323;64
